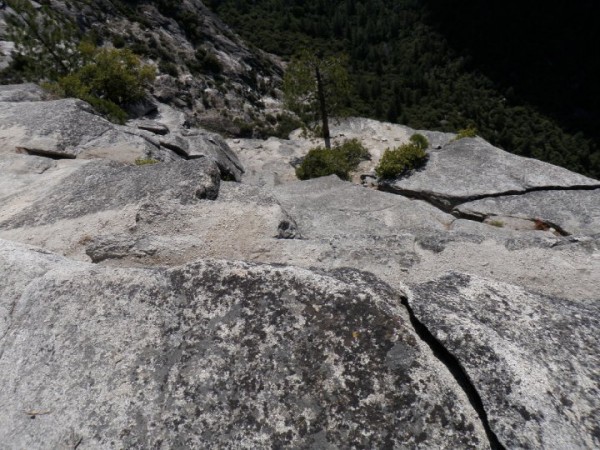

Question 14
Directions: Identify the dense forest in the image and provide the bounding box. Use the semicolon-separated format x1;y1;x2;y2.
205;0;600;178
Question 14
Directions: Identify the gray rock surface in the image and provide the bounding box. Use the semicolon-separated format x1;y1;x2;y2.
0;158;220;230
133;120;170;135
410;273;600;449
0;83;48;102
0;98;173;162
0;239;487;449
455;189;600;236
382;137;600;209
162;130;244;181
1;110;599;449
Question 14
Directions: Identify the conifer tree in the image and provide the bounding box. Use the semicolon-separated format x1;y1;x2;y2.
283;50;350;149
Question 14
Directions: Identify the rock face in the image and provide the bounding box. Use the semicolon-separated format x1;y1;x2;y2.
0;98;168;161
381;137;600;209
0;93;244;178
0;158;220;230
161;130;244;181
0;239;488;449
410;273;600;449
7;0;284;133
0;108;599;449
0;83;48;102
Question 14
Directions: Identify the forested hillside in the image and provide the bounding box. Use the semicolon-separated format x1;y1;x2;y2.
206;0;600;178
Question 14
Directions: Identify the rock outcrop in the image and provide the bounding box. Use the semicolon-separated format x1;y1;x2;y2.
0;89;244;179
410;273;600;449
380;137;600;210
0;103;598;448
0;239;488;449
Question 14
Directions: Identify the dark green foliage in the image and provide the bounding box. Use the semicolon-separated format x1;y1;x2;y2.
376;142;428;179
296;138;370;180
188;48;223;75
409;133;429;150
45;46;155;123
205;0;599;178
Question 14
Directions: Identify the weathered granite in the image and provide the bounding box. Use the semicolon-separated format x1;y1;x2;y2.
0;239;488;449
162;130;245;181
134;120;170;135
0;98;175;162
0;83;48;102
381;137;600;209
455;189;600;236
409;273;600;449
0;158;220;229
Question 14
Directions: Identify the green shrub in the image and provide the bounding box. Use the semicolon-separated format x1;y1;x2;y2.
375;142;428;179
454;125;478;140
409;133;429;150
45;45;155;123
296;138;370;180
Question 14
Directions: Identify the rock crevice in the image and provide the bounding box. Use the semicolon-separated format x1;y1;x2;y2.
401;296;506;450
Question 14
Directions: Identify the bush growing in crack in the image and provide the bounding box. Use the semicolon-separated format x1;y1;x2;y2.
375;133;429;180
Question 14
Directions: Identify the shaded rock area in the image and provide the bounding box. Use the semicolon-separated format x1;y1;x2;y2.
0;239;488;449
410;273;600;449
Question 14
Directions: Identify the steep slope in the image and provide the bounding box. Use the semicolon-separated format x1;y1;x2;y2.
205;0;600;178
0;0;286;135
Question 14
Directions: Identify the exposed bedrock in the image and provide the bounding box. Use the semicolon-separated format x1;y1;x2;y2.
409;273;600;449
0;239;489;449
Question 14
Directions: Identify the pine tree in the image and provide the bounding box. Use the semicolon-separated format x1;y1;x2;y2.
283;50;350;149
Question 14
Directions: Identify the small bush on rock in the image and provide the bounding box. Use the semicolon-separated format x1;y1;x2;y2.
409;133;429;150
375;137;428;180
454;125;478;140
296;138;370;181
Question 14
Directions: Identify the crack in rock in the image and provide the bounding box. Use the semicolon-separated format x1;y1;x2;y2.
401;296;506;450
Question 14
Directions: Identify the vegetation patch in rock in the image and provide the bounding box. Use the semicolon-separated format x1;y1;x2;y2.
375;133;429;179
295;138;370;181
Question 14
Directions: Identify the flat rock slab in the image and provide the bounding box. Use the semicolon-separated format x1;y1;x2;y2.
383;137;600;209
455;189;600;236
0;239;488;449
410;272;600;449
273;175;454;238
0;158;220;229
0;98;176;162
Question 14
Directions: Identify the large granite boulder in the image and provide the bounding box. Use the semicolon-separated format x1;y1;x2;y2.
381;137;600;209
410;273;600;449
0;239;488;449
161;130;244;181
